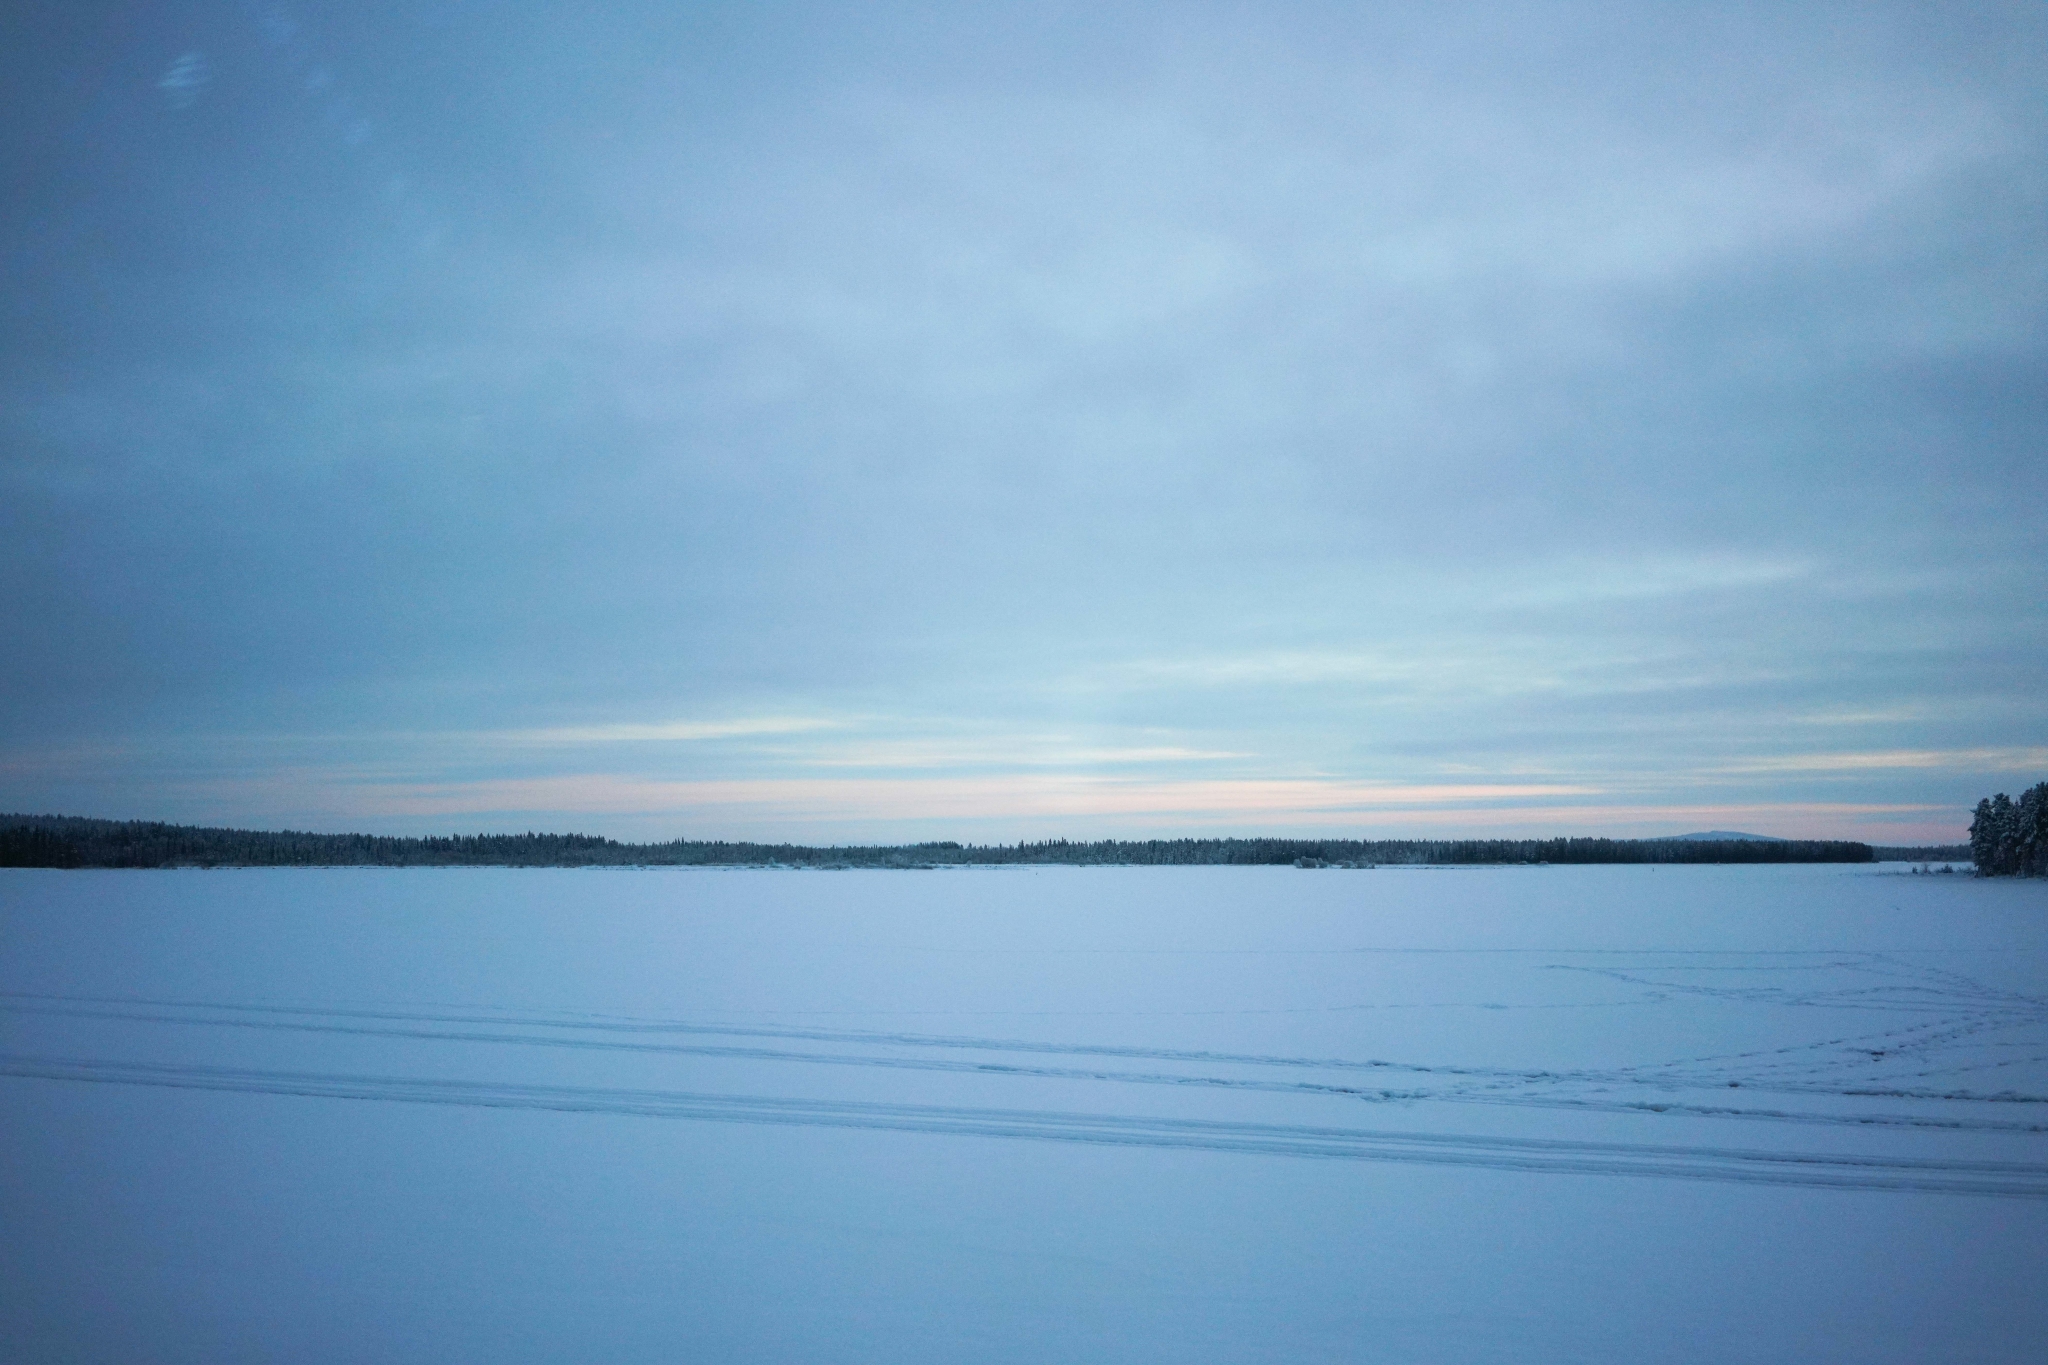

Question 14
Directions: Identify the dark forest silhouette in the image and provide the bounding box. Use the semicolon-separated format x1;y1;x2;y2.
0;813;1903;870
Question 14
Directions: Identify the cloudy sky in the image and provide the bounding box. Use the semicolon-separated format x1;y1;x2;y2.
2;1;2043;842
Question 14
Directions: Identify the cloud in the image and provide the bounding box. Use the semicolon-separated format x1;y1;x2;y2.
1714;748;2048;775
488;717;841;745
796;741;1253;771
1496;555;1815;608
0;3;2041;838
326;775;1583;821
123;769;1957;844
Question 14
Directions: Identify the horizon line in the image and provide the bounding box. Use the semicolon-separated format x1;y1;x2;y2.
3;812;1970;852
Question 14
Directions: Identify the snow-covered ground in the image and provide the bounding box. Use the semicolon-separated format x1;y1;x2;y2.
3;863;2044;1363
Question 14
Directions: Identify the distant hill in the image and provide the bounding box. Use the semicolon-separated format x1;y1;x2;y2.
1658;831;1785;842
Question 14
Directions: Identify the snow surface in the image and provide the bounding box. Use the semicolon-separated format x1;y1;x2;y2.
3;863;2045;1363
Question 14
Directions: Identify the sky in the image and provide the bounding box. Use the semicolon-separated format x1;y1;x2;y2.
1;1;2043;844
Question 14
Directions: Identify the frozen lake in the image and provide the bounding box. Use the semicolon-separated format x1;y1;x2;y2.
4;863;2045;1363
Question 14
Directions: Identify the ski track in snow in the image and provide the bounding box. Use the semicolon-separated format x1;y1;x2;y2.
6;947;2046;1194
5;1052;2045;1196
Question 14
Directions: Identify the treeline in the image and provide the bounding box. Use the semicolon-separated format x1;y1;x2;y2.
0;814;1875;870
0;816;621;869
1869;844;1972;862
1969;782;2048;877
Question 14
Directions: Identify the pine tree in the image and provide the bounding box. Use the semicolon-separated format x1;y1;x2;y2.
1970;783;2048;876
